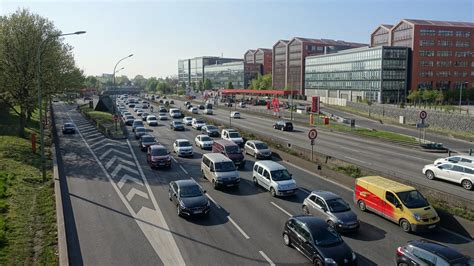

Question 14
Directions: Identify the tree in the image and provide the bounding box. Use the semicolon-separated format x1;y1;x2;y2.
180;81;186;90
259;74;272;90
203;78;212;91
227;82;234;89
407;90;421;106
145;77;158;92
422;90;438;106
132;74;147;89
116;75;130;86
0;9;84;137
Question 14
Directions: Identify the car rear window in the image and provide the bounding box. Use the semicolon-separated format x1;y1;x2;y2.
151;148;167;156
178;141;191;147
142;136;155;142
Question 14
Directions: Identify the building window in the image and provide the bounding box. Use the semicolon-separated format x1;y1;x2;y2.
437;40;452;47
419;50;435;57
419;61;434;67
438;30;453;37
420;29;436;36
453;61;468;67
436;71;450;77
453;71;468;77
455;41;470;48
455;51;470;57
437;61;452;67
437;51;452;57
419;40;435;46
419;71;434;77
456;31;471;37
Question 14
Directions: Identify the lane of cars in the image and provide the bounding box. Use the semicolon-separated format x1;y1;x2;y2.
115;95;473;265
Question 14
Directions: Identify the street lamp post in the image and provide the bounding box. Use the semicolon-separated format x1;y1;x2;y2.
460;81;468;114
112;54;133;129
37;30;85;182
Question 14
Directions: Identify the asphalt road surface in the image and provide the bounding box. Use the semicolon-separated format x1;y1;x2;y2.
169;98;474;203
53;101;473;265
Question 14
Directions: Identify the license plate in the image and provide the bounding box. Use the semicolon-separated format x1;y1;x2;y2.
194;210;202;214
158;163;164;166
428;225;436;229
227;184;234;187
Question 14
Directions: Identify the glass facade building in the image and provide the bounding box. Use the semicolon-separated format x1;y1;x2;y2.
305;46;409;103
178;59;190;86
204;62;261;89
178;56;242;88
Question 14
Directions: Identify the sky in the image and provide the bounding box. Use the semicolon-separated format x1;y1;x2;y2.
1;0;473;79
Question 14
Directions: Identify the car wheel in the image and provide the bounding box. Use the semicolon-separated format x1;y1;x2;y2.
425;170;435;180
281;127;284;131
168;191;172;201
254;152;258;159
357;200;366;211
177;205;182;217
273;125;276;129
462;180;473;190
302;205;310;215
270;187;276;197
400;219;411;233
313;256;324;266
212;179;218;189
283;233;291;247
253;176;258;186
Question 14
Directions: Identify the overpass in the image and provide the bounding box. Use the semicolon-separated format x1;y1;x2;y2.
101;86;142;96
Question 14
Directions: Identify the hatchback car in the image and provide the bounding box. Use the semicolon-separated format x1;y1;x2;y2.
203;108;213;115
170;121;185;131
134;126;147;139
273;120;293;131
201;125;220;137
230;111;240;118
302;191;359;232
124;115;135;126
434;155;474;166
190;107;199;114
173;139;194;157
192;118;206;130
62;123;76;134
147;144;171;168
423;163;474;190
158;112;168;120
244;140;272;159
195;135;214;150
283;215;357;266
139;135;157;151
182;116;193;126
396;239;473;266
169;179;210;217
141;112;150;121
132;120;144;132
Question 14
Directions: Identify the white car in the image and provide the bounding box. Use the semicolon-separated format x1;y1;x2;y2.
253;161;297;196
182;116;193;125
173;139;194;157
230;111;240;118
192;118;206;130
137;110;144;117
244;140;272;159
158;112;168;120
189;107;198;114
221;129;244;147
169;108;182;118
422;163;474;190
434;155;474;166
194;134;214;150
134;105;142;112
239;102;246;108
146;115;158;126
204;108;213;115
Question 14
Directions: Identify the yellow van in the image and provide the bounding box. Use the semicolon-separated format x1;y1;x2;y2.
354;176;439;233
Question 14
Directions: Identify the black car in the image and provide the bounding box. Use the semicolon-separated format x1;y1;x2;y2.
159;99;163;104
62;123;76;134
201;125;220;137
139;135;157;151
170;121;185;131
170;100;174;104
169;180;210;217
273;120;293;131
224;102;232;107
396;239;473;266
198;104;205;110
283;215;357;266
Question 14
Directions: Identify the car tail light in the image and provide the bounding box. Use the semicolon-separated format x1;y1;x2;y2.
396;246;404;256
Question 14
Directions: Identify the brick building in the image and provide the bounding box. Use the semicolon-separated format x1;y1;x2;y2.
272;40;289;90
255;48;273;75
244;50;256;64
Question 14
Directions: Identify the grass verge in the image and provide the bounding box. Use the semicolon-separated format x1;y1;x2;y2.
0;105;57;264
79;105;124;138
322;123;417;143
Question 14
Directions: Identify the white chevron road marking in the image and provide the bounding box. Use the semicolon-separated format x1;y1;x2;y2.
117;174;144;189
105;156;135;169
111;164;139;178
99;147;132;159
126;187;149;201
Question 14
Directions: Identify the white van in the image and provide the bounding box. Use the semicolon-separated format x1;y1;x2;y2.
252;161;297;196
169;108;182;118
201;153;240;189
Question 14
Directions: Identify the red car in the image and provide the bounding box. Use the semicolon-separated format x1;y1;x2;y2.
147;145;171;168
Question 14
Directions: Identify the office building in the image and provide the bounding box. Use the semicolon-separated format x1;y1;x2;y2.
178;56;242;87
204;61;261;89
305;46;409;104
272;40;289;90
255;48;273;75
371;24;393;47
371;19;474;91
244;50;256;64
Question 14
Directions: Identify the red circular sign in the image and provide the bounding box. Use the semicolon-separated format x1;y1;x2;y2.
113;115;119;121
308;129;318;140
420;111;427;119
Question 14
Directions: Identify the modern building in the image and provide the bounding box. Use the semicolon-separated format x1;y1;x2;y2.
244;50;256;64
370;19;474;91
204;61;261;89
255;48;273;75
371;24;393;47
272;40;289;90
305;46;410;104
178;56;242;87
273;38;367;93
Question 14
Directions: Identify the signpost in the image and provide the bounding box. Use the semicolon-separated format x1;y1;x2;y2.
114;114;119;131
308;129;318;161
418;111;428;143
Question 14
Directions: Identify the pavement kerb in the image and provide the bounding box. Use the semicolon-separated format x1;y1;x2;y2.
52;144;69;265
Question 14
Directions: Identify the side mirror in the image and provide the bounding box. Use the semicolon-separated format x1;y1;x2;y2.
203;190;207;194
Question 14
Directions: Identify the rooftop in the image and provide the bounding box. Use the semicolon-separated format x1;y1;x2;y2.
403;18;474;27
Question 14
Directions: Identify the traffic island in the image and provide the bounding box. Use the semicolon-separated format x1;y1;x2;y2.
78;104;127;140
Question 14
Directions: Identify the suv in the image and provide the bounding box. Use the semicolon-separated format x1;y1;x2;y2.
212;139;245;169
192;118;206;130
253;161;297;197
273;121;293;131
147;144;171;168
201;153;240;189
221;129;244;147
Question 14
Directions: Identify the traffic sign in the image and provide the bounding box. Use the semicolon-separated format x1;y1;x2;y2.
310;139;315;145
420;110;427;120
308;129;318;140
113;114;119;121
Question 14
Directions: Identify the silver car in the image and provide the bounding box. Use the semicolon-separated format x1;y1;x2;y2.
244;140;272;159
302;191;359;233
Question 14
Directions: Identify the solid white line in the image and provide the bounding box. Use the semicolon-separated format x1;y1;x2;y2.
171;157;178;163
228;216;250;239
270;201;292;217
179;165;189;175
90;138;108;148
259;251;275;266
205;194;221;209
283;161;352;192
439;227;473;242
344;156;368;164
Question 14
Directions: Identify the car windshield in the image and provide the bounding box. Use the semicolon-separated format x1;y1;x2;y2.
64;123;74;127
142;137;155;143
396;190;429;209
151;148;167;156
229;132;241;138
179;185;202;198
200;136;211;142
215;161;235;172
126;116;134;119
326;198;351;213
136;128;146;132
313;227;343;246
206;126;217;130
178;141;191;147
148;117;156;120
171;110;179;113
134;121;143;125
225;146;240;154
174;121;183;125
271;169;292;181
255;143;268;149
185;117;192;121
196;120;204;124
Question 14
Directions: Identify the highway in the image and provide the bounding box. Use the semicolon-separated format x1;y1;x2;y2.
53;101;473;265
170;97;474;203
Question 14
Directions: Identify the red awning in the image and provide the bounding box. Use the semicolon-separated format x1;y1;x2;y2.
220;89;299;95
